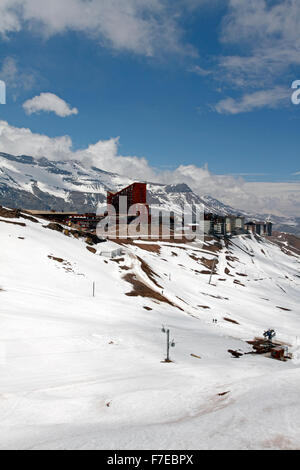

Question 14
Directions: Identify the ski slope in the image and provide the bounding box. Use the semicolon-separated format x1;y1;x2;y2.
0;212;300;450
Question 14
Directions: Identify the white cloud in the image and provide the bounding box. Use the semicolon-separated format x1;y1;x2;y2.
189;65;212;76
203;1;300;113
0;0;21;37
0;120;73;160
1;119;300;217
23;93;78;117
220;0;300;87
215;87;290;114
0;57;36;100
0;0;197;57
236;182;300;218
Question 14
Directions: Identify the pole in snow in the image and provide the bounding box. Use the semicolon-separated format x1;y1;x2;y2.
161;325;175;362
209;258;217;285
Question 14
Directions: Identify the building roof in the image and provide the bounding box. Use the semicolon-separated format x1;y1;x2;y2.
26;210;78;216
107;182;146;198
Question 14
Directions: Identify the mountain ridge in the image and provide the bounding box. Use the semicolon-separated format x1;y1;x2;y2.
0;152;299;235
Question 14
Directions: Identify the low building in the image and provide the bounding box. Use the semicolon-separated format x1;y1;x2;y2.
245;221;273;236
26;210;102;231
65;213;101;231
204;213;245;236
26;210;77;222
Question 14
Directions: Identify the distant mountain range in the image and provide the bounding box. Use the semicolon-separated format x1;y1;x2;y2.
0;152;299;236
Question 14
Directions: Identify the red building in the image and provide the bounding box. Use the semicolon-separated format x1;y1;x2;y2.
107;182;148;215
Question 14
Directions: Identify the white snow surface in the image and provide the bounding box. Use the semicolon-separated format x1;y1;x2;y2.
0;214;300;450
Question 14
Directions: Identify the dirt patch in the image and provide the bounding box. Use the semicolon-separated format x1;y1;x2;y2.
110;257;125;264
136;256;162;289
48;255;75;273
134;243;161;254
200;257;219;271
276;306;291;311
248;337;292;348
224;267;233;276
218;391;230;397
45;222;64;233
268;232;300;257
124;273;182;309
45;223;103;246
176;296;188;304
246;337;291;357
198;305;210;309
203;239;223;253
228;349;243;358
143;306;153;311
0;218;26;227
119;265;130;271
0;206;21;218
0;206;39;224
224;317;240;325
48;255;64;263
21;213;39;223
86;246;97;254
236;272;248;277
189;254;200;262
234;279;245;287
226;255;239;262
201;292;229;301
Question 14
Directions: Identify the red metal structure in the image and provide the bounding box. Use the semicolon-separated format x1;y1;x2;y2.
107;182;148;215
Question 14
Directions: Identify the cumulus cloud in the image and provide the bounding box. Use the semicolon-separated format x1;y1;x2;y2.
215;87;290;114
1;120;300;217
23;93;78;117
0;120;73;160
0;0;197;57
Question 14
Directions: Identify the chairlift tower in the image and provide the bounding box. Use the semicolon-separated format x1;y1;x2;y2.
161;326;175;362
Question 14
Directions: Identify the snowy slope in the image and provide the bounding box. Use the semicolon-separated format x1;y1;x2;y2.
0;211;300;450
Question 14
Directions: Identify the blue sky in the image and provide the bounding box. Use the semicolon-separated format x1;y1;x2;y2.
0;0;300;215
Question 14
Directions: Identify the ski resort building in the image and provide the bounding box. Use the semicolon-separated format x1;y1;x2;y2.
26;210;101;231
107;182;148;215
204;214;245;236
245;221;273;236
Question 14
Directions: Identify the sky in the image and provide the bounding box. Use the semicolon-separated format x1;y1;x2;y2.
0;0;300;217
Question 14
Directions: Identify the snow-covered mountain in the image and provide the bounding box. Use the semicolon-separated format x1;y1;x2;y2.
0;152;239;215
1;207;300;449
0;151;299;235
